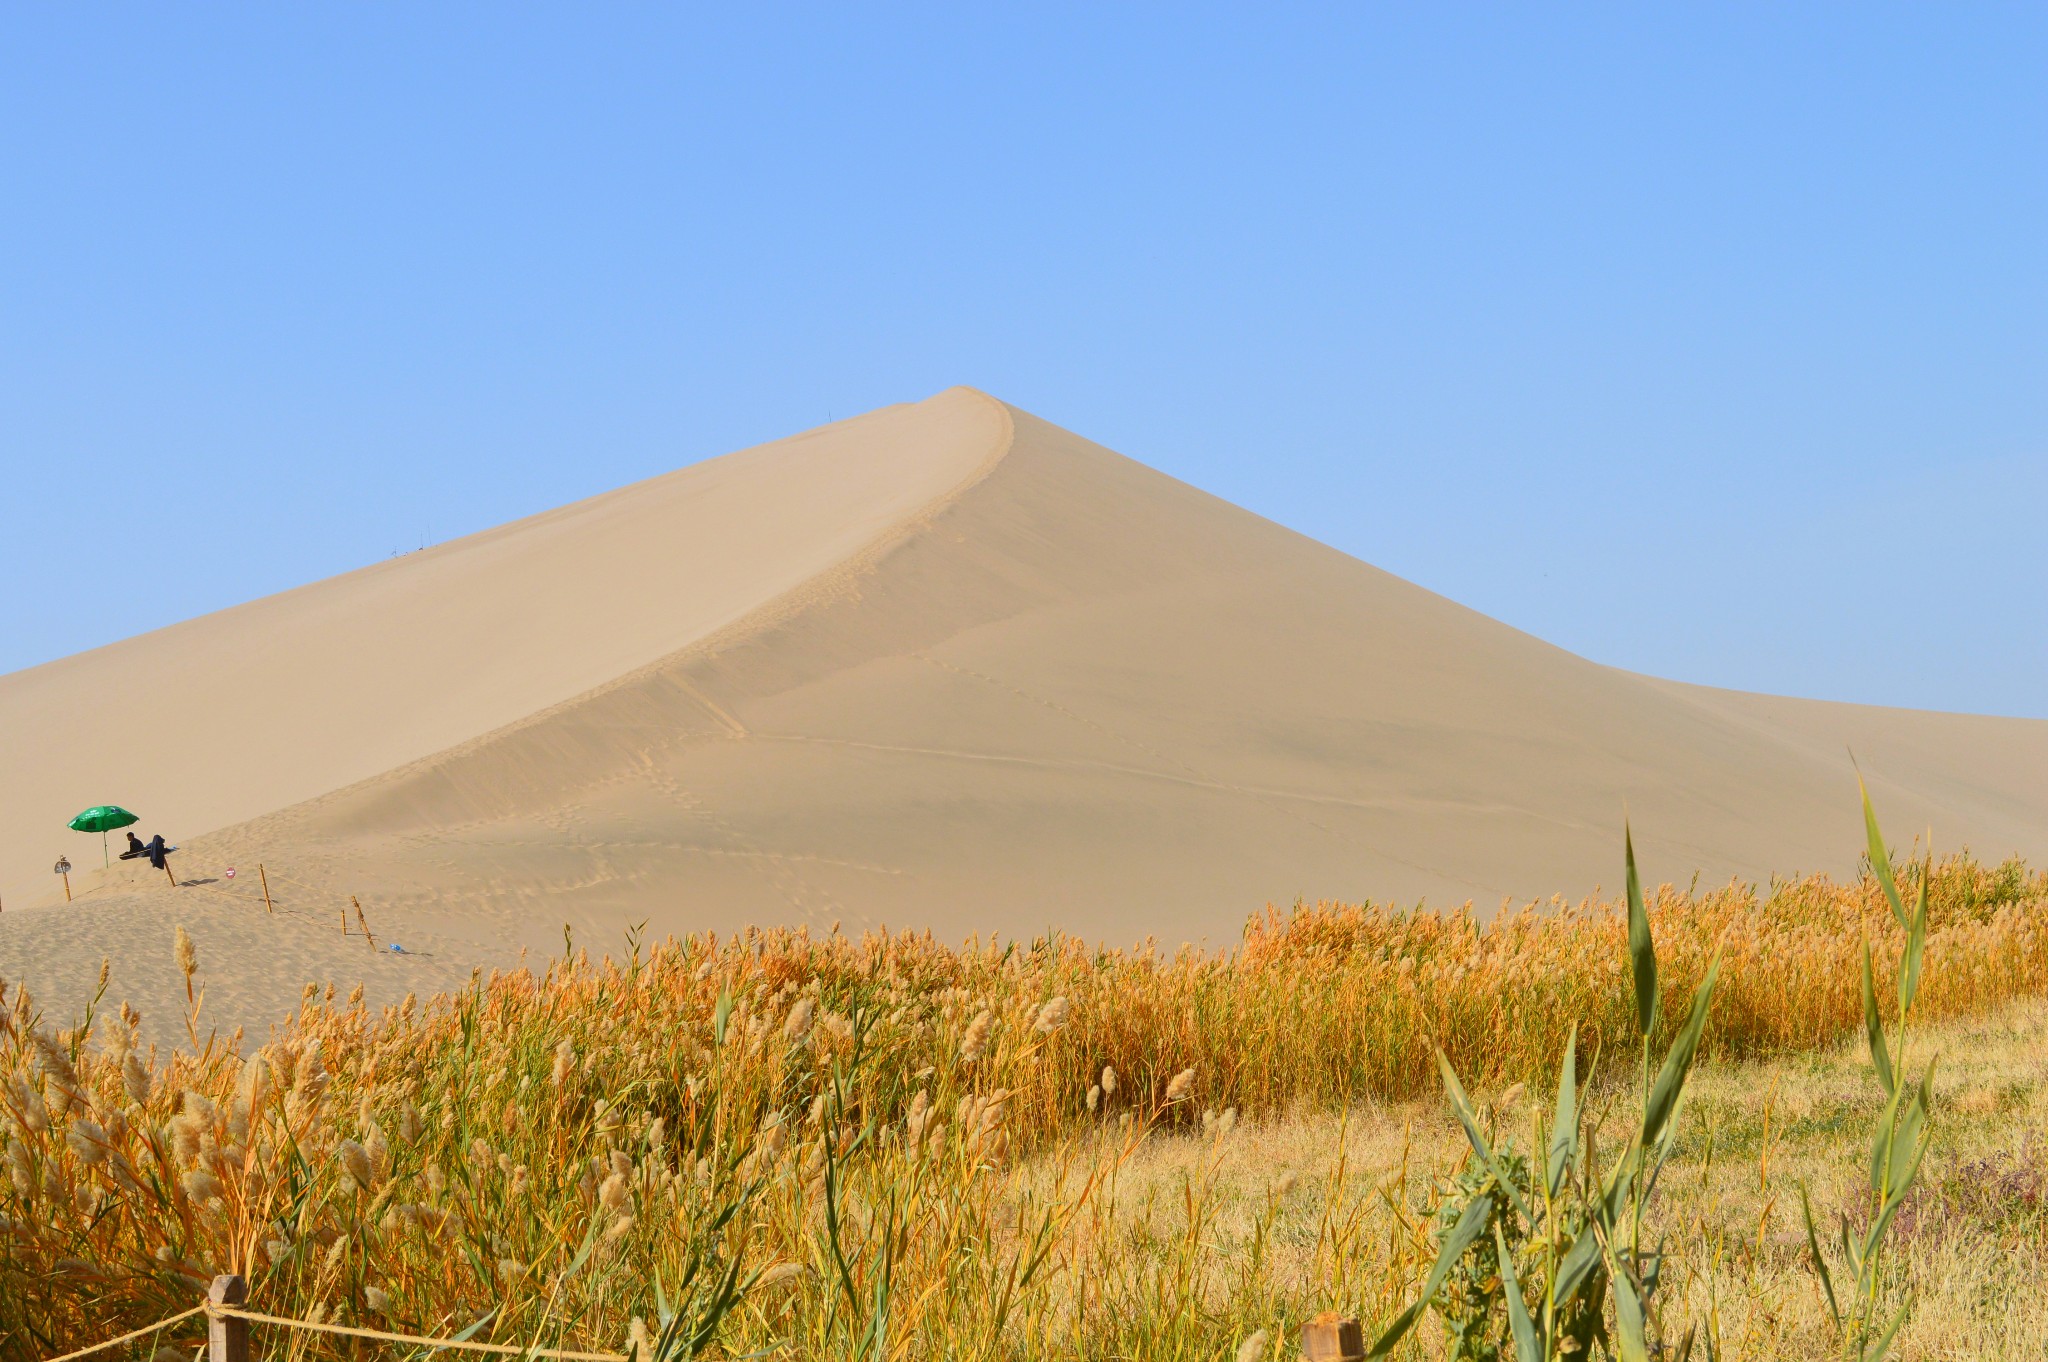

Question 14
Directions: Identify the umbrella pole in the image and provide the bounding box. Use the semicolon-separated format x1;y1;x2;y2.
103;830;109;868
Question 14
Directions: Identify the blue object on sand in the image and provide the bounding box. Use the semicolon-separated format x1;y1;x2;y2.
388;943;403;952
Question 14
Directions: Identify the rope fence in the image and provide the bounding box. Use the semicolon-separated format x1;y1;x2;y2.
41;1278;632;1362
33;1304;207;1362
210;1306;628;1361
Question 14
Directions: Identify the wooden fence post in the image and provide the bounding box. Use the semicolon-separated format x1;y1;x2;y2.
208;1274;249;1362
1300;1314;1364;1362
258;863;274;914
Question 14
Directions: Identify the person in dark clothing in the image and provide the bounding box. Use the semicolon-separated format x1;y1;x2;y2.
144;834;175;885
120;831;146;860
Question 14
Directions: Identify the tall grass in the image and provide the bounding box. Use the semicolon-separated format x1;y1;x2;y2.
1;855;2043;1359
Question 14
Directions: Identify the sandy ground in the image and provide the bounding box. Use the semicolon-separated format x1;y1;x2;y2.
3;387;2044;1038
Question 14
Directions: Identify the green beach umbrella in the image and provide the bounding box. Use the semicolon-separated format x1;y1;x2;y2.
68;805;139;867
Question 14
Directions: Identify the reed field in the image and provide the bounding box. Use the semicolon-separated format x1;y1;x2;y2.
3;852;2045;1361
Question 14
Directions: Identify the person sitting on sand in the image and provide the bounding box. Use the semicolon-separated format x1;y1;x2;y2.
120;831;146;860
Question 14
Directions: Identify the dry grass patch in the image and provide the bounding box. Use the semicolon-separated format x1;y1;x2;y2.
1;854;2043;1360
1017;998;2048;1359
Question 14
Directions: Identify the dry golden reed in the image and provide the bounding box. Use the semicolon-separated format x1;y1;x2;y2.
0;854;2041;1359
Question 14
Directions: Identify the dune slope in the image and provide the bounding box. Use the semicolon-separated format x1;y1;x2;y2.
3;388;2043;1031
0;390;1006;912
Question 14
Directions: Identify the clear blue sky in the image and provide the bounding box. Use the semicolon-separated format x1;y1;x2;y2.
4;7;2042;717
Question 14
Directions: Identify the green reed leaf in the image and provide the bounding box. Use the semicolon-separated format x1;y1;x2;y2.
1646;1081;1691;1203
1437;1047;1534;1224
1798;1182;1841;1327
1368;1194;1495;1357
1643;952;1720;1150
448;1308;499;1346
1890;1058;1938;1199
713;985;735;1047
1625;823;1660;1039
1898;858;1929;1019
1862;1294;1912;1362
1495;1223;1542;1362
1548;1022;1580;1198
1861;778;1911;931
1611;1252;1651;1362
1864;1192;1906;1273
1866;1058;1936;1212
1861;943;1895;1096
1867;1079;1908;1198
1555;1222;1605;1306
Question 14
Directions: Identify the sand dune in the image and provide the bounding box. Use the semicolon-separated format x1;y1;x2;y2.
3;387;2043;1035
0;391;1003;912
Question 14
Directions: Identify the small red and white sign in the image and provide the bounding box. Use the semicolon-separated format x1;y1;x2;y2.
224;867;236;879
